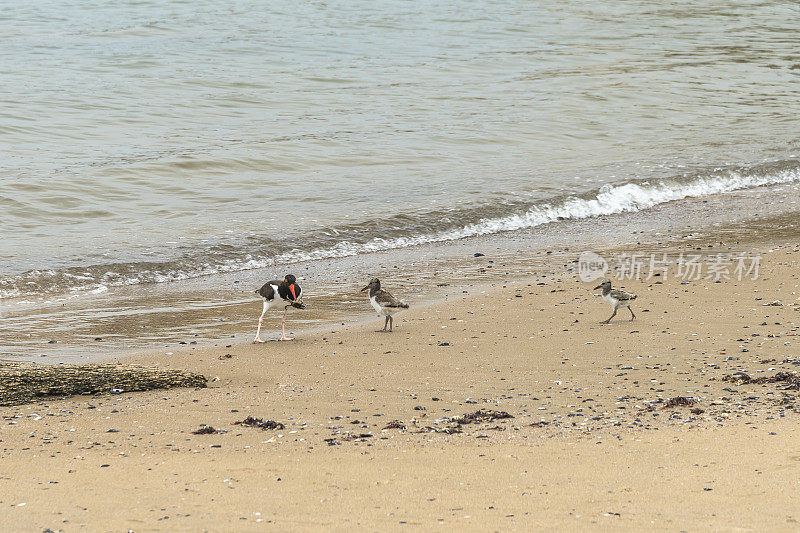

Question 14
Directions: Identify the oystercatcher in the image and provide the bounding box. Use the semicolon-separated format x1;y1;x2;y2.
253;274;304;342
361;278;409;332
594;279;636;323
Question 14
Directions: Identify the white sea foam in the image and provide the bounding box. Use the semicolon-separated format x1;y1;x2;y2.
0;168;797;300
274;167;799;264
88;285;109;295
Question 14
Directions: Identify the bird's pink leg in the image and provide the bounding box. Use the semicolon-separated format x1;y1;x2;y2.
280;307;293;341
253;300;268;343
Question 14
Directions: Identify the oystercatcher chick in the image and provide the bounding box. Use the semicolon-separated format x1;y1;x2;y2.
361;278;409;332
253;274;303;342
594;279;636;324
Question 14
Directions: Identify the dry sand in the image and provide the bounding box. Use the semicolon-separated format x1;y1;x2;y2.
2;239;800;531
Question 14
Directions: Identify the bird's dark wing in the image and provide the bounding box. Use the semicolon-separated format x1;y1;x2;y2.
375;289;409;308
610;289;636;301
257;282;278;300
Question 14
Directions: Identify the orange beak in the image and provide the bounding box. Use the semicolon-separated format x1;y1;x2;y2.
289;284;296;300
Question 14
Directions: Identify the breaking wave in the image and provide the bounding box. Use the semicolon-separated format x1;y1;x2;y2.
1;163;797;299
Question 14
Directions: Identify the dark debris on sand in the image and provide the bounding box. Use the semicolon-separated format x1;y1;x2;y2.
448;409;514;424
325;433;374;445
0;362;207;406
383;420;407;430
416;409;515;434
638;396;698;412
233;416;285;430
663;396;697;408
723;371;800;389
191;425;227;435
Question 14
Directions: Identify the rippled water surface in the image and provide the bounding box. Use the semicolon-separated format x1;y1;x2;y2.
2;0;800;298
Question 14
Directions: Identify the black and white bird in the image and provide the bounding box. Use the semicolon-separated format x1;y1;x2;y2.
253;274;303;342
361;278;409;332
594;279;636;324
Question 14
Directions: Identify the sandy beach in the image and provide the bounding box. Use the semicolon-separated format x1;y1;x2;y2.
6;3;800;531
2;230;800;531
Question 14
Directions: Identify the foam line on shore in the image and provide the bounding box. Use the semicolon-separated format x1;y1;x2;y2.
1;165;797;300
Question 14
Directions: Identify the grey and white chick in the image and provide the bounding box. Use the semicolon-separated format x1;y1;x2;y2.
361;278;409;332
594;279;637;324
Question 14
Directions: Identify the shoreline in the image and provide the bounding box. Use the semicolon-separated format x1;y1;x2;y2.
6;4;800;529
1;217;800;529
3;181;800;363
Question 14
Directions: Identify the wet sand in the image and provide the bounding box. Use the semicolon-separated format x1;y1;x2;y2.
2;230;800;530
3;180;799;363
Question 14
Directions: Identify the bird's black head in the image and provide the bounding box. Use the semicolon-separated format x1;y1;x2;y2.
283;274;300;300
593;279;612;291
361;278;380;292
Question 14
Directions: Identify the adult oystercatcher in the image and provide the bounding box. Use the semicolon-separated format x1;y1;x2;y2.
253;274;304;342
594;279;637;323
361;278;409;332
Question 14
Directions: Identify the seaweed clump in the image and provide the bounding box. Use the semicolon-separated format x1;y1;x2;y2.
0;362;207;406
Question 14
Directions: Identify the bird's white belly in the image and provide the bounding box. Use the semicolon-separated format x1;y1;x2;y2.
602;294;620;308
603;293;628;308
370;296;393;316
